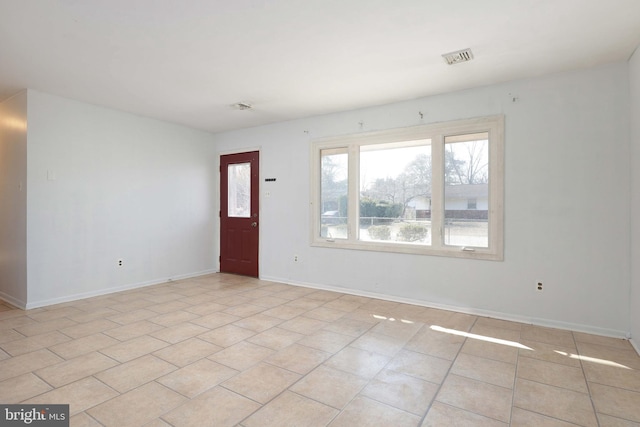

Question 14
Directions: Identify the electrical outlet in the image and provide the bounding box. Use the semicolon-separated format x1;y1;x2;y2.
294;255;298;262
118;259;123;267
536;282;543;292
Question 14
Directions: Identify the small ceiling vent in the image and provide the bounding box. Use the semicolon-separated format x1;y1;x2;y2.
442;48;474;65
232;102;253;110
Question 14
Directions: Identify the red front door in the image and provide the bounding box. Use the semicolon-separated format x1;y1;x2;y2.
220;151;259;277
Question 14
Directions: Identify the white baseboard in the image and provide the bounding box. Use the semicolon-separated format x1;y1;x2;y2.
261;274;629;340
23;269;218;309
7;270;635;348
630;338;640;356
0;290;27;310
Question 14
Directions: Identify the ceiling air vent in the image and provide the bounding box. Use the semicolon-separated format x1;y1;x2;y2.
442;48;474;65
232;102;253;110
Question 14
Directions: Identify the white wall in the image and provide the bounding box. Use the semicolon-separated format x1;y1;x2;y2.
25;90;216;307
0;91;28;307
213;63;631;337
630;47;640;350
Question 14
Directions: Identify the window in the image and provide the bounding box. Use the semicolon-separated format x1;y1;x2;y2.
311;115;504;260
227;162;251;218
320;148;348;239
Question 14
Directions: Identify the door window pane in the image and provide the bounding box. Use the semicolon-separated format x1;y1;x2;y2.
444;133;489;247
359;141;431;244
320;148;348;239
228;162;251;218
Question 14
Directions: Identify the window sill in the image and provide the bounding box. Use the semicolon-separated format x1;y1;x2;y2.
311;239;503;261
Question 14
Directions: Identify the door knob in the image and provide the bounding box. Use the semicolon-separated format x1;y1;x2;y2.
251;222;257;227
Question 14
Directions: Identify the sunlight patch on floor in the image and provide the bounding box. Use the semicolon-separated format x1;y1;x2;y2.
430;325;533;350
554;351;632;369
372;314;414;324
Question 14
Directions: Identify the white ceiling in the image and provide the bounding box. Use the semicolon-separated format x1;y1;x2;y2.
1;0;639;133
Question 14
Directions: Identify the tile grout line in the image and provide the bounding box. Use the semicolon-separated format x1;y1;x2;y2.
320;324;419;423
3;276;640;425
233;313;379;426
508;324;524;426
416;316;476;426
512;328;606;426
573;331;602;427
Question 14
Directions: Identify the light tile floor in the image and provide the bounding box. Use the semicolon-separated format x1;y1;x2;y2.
1;273;639;426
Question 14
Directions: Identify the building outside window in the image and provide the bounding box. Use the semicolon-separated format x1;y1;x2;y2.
312;115;504;260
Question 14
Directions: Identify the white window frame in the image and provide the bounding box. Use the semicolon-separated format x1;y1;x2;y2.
310;115;504;261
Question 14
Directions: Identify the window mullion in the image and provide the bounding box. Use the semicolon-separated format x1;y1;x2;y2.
431;134;444;250
348;144;359;242
311;115;503;260
488;118;504;255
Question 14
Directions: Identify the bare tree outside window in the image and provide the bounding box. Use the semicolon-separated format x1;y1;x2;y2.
311;116;503;260
444;135;489;247
445;139;489;185
359;143;431;243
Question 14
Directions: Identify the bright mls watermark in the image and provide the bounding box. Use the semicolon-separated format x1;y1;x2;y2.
1;405;69;426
